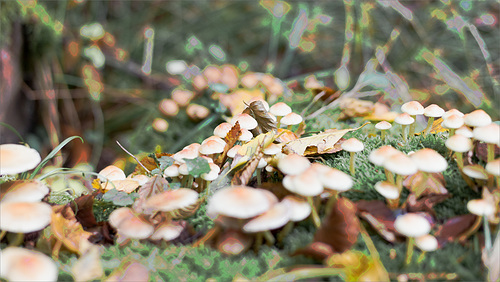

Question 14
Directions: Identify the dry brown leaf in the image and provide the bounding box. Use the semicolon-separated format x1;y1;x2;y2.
51;205;93;255
132;175;168;214
215;122;241;166
405;193;451;216
314;198;360;253
232;146;264;186
291;241;334;261
434;214;479;247
403;171;447;197
283;123;368;156
356;200;398;243
243;100;277;135
474;141;500;162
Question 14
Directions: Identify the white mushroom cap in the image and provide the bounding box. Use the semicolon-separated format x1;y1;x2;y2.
410;148;448;173
98;165;126;182
320;168;353;192
243;201;291;233
282;167;324;196
0;144;42;175
401;101;424;115
164;164;180;178
1;180;49;203
239;128;254;142
109;207;135;229
257;158;268;169
394;113;415;125
0;201;52;233
415;234;438;252
263;143;282;155
116;216;154;239
144;188;199;212
201;163;221;181
374;181;400;200
467;199;495;216
178;163;189;175
199;140;225;155
341;138;364;152
213;122;233;138
369;145;400;166
442;114;464;129
464;109;492;127
173;148;199;163
455;126;474;138
424;104;445;118
277;154;311;175
166;60;187;75
383;153;418;176
269;102;292;117
227;145;241;158
231;113;258;130
206;186;271;219
202;136;226;147
127;174;149;186
280;112;303;126
473;123;500;145
150;221;185;241
394;213;431;237
445;134;472;153
375;121;392;130
0;247;58;281
442;109;464;119
486;159;500;176
462;165;489;180
281;195;311;222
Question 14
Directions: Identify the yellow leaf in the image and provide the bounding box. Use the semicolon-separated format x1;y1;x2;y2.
326;251;389;282
415;118;446;135
51;205;93;255
102;179;140;193
283;123;368;156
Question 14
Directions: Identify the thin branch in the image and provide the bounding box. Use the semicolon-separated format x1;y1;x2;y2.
116;141;151;174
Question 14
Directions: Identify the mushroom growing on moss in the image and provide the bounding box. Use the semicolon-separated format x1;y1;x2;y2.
422;104;444;136
341;138;364;175
375;121;392;142
394;113;415;142
394;213;431;265
401;101;424;138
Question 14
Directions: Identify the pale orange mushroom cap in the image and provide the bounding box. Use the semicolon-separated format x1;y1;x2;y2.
442;114;465;129
473;123;500;145
269;102;292;117
374;181;400;200
424;104;445;118
0;201;53;233
394;113;415;125
158;99;179;117
0;144;42;175
486;159;500;176
277;153;310;175
341;138;364;152
280;112;303;126
369;145;400;166
98;165;126;182
116;216;154;240
206;185;271;219
442;109;464;119
384;153;418;176
0;247;58;282
213;122;233;138
281;195;311;222
231;113;258;130
144;188;199;212
375;121;392;130
242;201;291;233
410;148;448;173
445;134;472;153
150;221;186;241
401;101;424;116
464;109;492;127
394;213;431;238
283;167;324;197
1;180;49;203
199;140;225;155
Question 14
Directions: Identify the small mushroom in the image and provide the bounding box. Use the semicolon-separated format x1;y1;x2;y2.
158;99;179;117
269;102;292;128
152;118;169;132
394;113;415;142
445;134;472;169
171;89;194;107
485;159;500;188
368;145;400;183
442;109;464;119
213;122;233;138
1;180;49;203
410;148;448;197
464;109;492;128
394;213;431;265
383;152;417;194
186;104;210;122
442;114;464;137
280;112;303;131
0;247;58;281
468;199;495;250
401;101;424;138
341;138;364;175
277;154;311;176
375;121;392;142
415;234;438;263
0;144;42;175
473;123;500;163
422;104;444;136
374;181;400;209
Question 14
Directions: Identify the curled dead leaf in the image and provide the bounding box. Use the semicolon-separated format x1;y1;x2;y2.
243;100;277;135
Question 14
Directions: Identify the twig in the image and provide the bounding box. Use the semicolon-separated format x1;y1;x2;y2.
116;141;151;174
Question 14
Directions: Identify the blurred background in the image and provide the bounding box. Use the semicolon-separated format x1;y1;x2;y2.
1;0;498;172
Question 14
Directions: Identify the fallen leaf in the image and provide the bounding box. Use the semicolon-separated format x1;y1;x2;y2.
326;250;389;282
405;193;451;216
414;118;446;135
314;198;360;253
231;146;264;185
434;214;479;247
215;122;241;166
71;244;104;282
403;171;447;197
275;128;297;143
133;175;168;214
356;200;398;243
184;157;211;178
70;194;98;228
243;100;277;135
51;205;93;255
283;123;368;156
291;241;334;261
134;156;158;175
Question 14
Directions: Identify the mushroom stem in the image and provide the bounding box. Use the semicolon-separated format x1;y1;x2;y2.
385;169;395;184
381;130;387;142
52;240;63;260
287;125;293;131
487;143;495;163
388;198;399;210
254;232;263;253
193;225;221;248
417;251;427;264
9;232;24;247
408;115;417;138
325;191;339;216
277;222;294;245
257;168;262;186
307;197;321;228
449;128;456;137
405;237;415;265
423;117;435;137
483;216;492;250
414;172;429;198
263;230;275;246
395;174;403;193
454;152;464;169
276;117;282;128
401;125;408;142
349;152;356;175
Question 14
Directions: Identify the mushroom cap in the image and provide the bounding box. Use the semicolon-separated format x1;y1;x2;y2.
203;65;222;83
455;126;474;138
485;159;500;176
467;199;495;216
144;188;199;212
263;143;282;155
0;144;42;175
206;185;271;219
171;89;194;107
473;123;500;145
383;153;418;176
0;247;58;282
213;122;233;138
277;154;311;175
165;60;187;75
164;164;180;178
415;234;438;252
116;216;155;239
394;213;431;237
442;114;465;129
394;113;415;125
442;109;464;119
199;140;225;155
280;112;303;126
0;201;52;233
423;104;445;118
173;147;199;163
462;164;489;180
243;201;291;233
341;138;364;152
369;145;400;166
320;168;353;192
239;128;254;142
374;181;400;200
401;101;424;115
98;165;126;182
178;163;189;175
201;163;221;181
186;104;210;121
127;174;149;186
150;221;185;241
231;113;258;130
282;167;324;196
202;136;226;147
464;109;492;127
109;207;135;229
1;180;49;203
445;134;472;153
375;121;392;130
257;158;268;169
158;99;179;117
269;102;292;117
227;145;241;158
410;148;448;173
241;72;260;88
281;195;311;222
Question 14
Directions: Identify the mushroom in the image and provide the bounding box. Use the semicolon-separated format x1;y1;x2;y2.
158;99;179;117
415;234;438;263
394;213;431;265
277;154;311;176
269;102;292;128
231;113;258;131
150;220;186;242
473;123;500;163
241;72;260;89
442;114;464;137
165;60;187;75
383;152;417;195
456;125;474;138
277;195;312;243
462;164;489;188
375;121;392;142
152;118;169;133
368;145;400;184
215;229;253;256
213;122;233;138
464;109;492;128
341;138;364;175
410;148;448;197
206;186;271;220
199;139;225;160
0;144;42;175
374;181;400;209
1;180;49;203
221;65;239;89
319;168;353;213
485;159;500;188
186;104;210;122
98;165;126;182
0;201;53;244
445;134;472;169
280;112;303;131
422;104;445;136
468;199;495;250
401;101;424;138
144;188;199;215
0;247;58;281
442;109;464;119
200;163;221;194
394;113;415;142
203;65;222;84
239;128;254;143
171;89;194;107
192;75;208;90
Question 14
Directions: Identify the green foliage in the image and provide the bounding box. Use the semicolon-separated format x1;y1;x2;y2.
184;157;211;178
102;189;139;207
